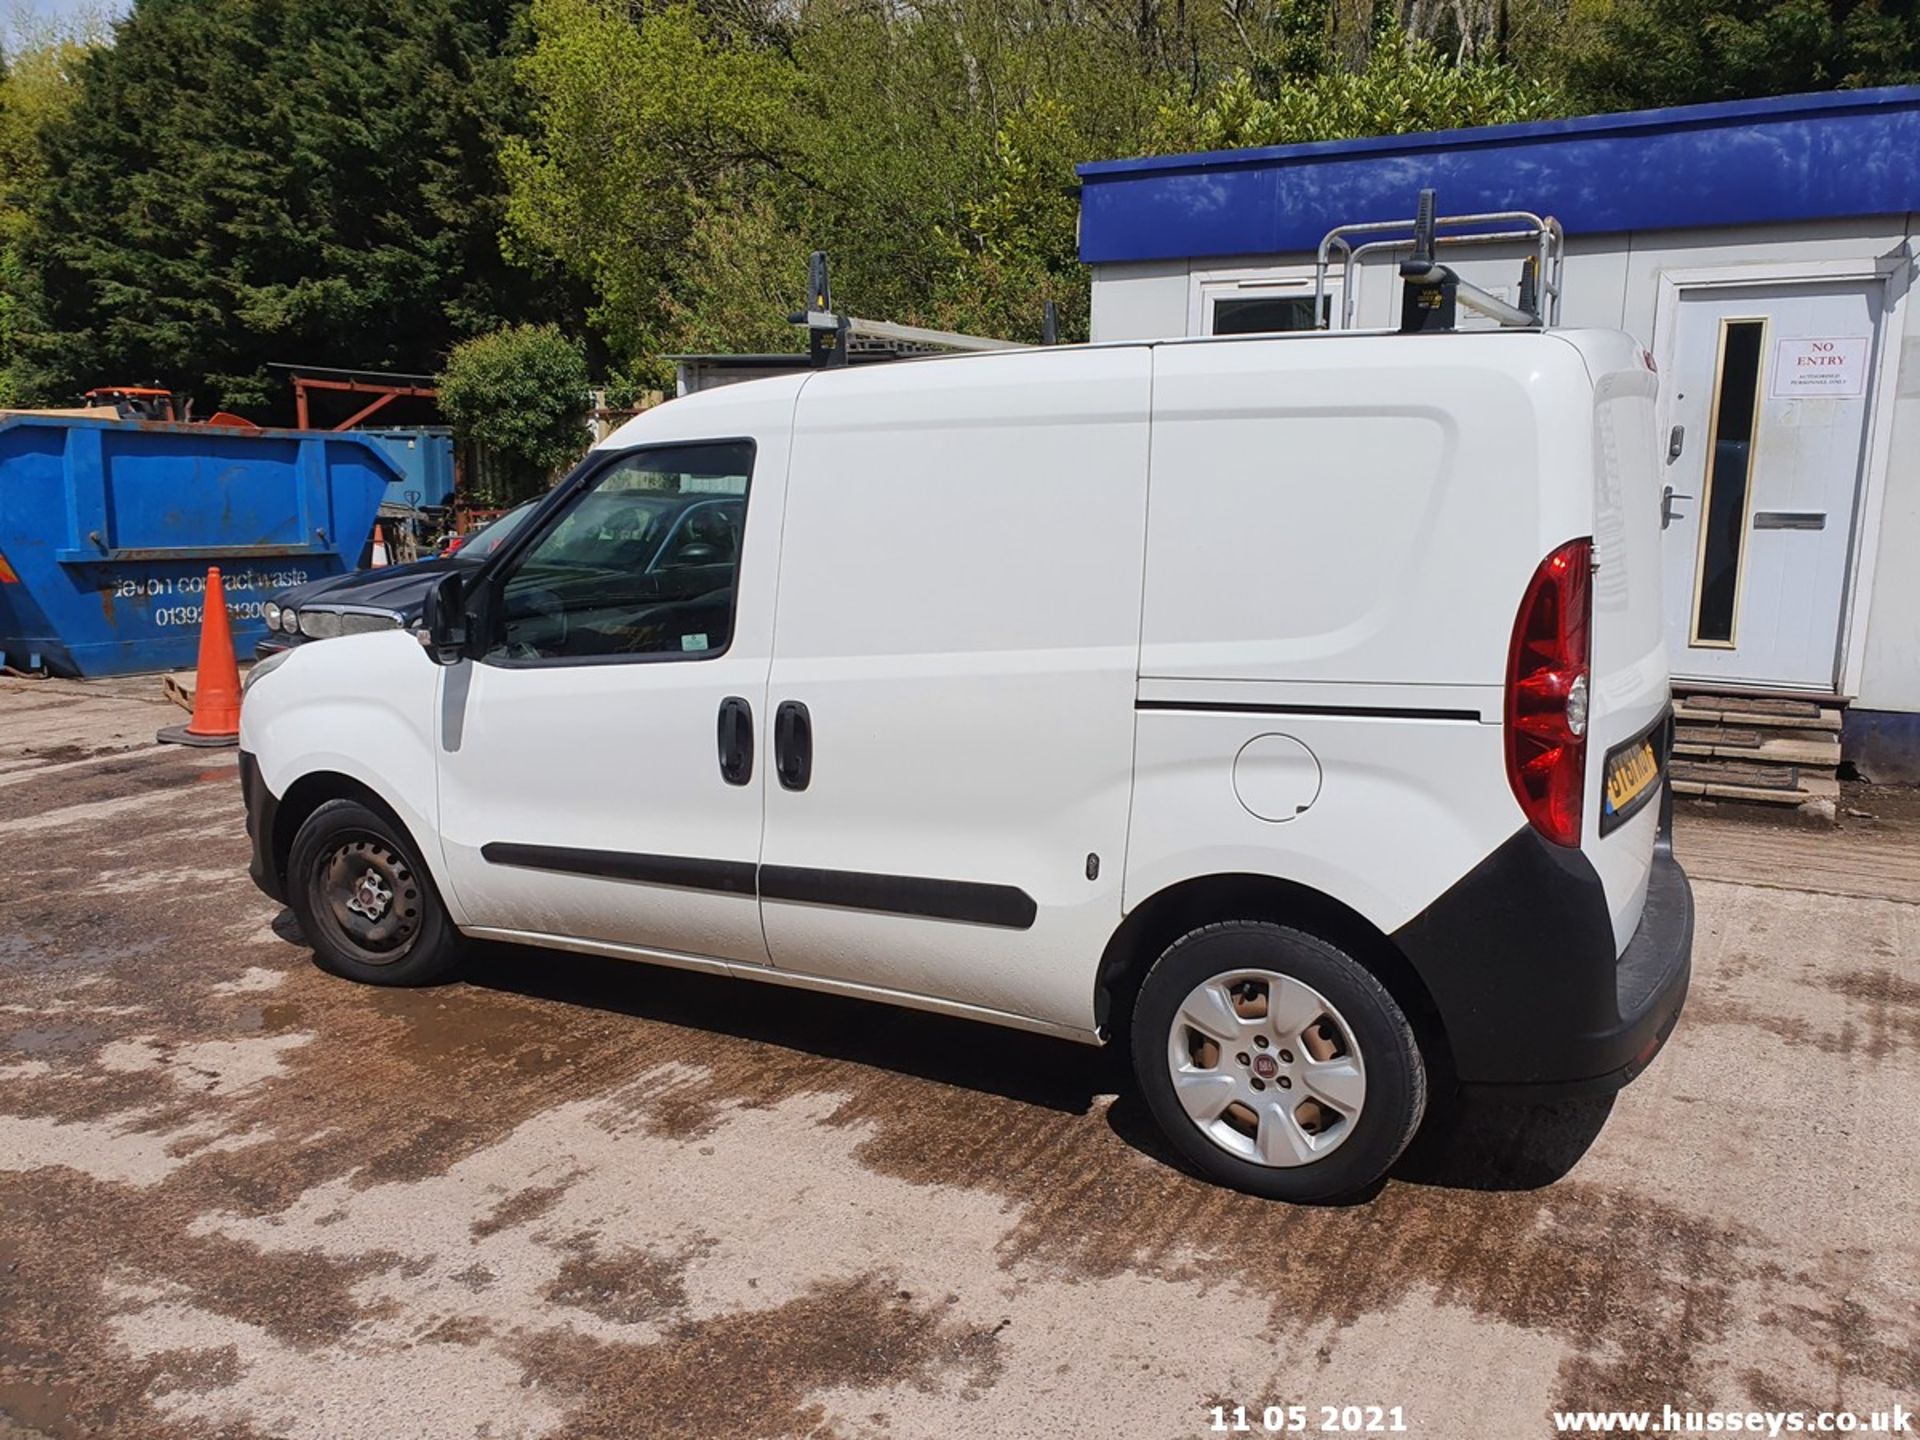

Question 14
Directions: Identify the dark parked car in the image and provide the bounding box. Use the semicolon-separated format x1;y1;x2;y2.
255;490;748;660
255;500;540;659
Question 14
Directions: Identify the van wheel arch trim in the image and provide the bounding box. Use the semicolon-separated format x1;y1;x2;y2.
262;767;436;907
1092;872;1453;1071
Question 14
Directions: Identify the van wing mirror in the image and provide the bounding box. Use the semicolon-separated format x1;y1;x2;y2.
420;570;469;665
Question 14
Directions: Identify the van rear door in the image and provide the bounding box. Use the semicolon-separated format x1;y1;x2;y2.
754;346;1153;1036
1559;332;1671;952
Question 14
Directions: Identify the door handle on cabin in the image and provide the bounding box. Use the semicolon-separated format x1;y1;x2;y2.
1660;485;1693;530
1667;425;1685;464
774;700;812;792
716;696;753;786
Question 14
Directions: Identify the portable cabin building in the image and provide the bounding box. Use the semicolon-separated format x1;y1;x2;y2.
1079;86;1920;781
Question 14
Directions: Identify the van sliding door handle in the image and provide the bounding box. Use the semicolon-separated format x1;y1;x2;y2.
716;696;753;786
774;700;812;792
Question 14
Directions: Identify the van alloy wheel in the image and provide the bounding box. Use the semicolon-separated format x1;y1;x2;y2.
1131;921;1424;1202
1166;969;1367;1167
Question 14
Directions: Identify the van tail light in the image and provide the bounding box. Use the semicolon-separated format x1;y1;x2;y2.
0;550;17;583
1505;538;1592;847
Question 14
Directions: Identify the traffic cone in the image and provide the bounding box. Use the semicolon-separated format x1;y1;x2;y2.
157;567;243;748
370;522;389;568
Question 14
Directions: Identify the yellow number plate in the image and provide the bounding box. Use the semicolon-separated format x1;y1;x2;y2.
1604;739;1660;819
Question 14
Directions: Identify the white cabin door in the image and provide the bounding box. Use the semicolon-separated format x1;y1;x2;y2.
1659;282;1879;690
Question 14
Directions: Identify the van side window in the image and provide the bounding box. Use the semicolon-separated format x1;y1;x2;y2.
487;441;753;664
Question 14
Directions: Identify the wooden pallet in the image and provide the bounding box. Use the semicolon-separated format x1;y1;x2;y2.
1669;691;1843;818
162;670;196;714
1673;721;1842;768
1673;694;1842;731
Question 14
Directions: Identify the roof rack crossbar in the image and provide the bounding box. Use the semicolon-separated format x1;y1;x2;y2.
792;250;1026;367
1313;198;1565;332
834;315;1023;353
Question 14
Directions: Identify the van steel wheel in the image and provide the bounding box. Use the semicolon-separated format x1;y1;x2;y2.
315;834;421;964
1131;921;1425;1203
288;798;463;986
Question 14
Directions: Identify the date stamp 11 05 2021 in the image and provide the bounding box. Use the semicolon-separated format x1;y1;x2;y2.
1208;1404;1411;1436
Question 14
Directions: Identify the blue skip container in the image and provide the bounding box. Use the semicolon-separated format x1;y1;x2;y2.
361;426;457;511
0;416;400;677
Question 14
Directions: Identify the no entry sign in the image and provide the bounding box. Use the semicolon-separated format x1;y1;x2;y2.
1772;336;1869;398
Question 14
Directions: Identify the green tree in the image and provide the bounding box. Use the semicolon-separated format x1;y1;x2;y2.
20;0;575;415
1151;22;1557;152
1555;0;1920;110
656;194;814;361
505;0;1154;359
506;0;1562;370
501;0;806;371
931;96;1097;343
437;322;590;501
0;16;98;405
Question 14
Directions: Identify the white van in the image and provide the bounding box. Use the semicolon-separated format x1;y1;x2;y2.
238;324;1692;1203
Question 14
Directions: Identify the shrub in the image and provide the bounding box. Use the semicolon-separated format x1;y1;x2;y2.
437;323;591;499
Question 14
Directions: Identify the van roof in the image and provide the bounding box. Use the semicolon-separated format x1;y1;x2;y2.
598;326;1639;450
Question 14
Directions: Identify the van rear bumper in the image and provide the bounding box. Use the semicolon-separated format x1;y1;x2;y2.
1391;798;1693;1097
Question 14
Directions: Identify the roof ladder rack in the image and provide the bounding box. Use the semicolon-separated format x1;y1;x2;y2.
792;251;1024;368
1312;189;1565;333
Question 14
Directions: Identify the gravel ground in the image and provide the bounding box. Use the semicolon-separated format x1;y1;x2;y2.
1;674;1916;1439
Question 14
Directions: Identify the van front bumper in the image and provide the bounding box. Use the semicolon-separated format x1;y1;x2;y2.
1391;798;1694;1098
239;750;285;903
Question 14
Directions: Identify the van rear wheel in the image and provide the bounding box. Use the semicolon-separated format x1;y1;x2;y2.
1131;921;1425;1203
288;798;462;986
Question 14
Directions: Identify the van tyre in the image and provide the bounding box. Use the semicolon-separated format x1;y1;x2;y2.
1131;921;1426;1203
288;798;463;987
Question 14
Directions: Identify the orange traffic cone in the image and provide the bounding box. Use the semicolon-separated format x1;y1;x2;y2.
157;567;243;748
370;522;389;568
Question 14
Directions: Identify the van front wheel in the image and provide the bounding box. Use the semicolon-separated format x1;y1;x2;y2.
288;798;462;987
1131;921;1425;1203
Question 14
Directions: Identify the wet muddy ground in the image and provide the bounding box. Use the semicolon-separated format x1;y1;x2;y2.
2;675;1916;1439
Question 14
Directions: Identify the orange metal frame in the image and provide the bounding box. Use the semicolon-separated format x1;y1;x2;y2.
291;374;440;431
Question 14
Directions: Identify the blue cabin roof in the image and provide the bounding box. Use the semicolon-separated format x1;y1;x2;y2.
1076;86;1920;264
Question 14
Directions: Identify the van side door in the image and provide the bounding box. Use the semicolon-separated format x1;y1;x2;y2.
433;427;785;971
756;347;1152;1034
